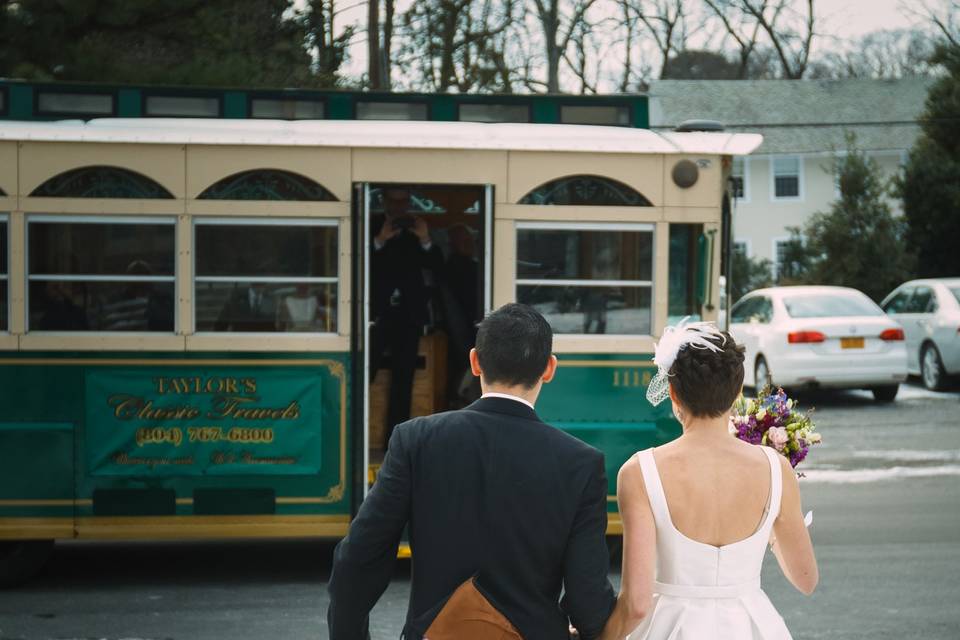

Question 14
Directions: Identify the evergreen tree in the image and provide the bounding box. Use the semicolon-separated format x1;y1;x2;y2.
899;44;960;277
797;137;914;302
0;0;347;88
730;251;773;303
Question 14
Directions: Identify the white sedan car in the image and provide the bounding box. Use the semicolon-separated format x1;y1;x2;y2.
881;278;960;390
730;286;908;402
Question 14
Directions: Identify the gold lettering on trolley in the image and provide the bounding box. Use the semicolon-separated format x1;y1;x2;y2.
612;369;654;388
153;376;257;395
113;452;194;467
208;450;297;465
207;396;301;421
110;395;201;421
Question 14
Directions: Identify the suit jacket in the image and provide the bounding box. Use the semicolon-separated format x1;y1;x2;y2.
327;396;616;640
370;218;444;327
214;287;278;332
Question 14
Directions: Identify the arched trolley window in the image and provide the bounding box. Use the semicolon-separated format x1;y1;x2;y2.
197;170;337;201
518;175;652;206
516;221;654;336
194;218;338;334
29;166;174;199
26;216;176;332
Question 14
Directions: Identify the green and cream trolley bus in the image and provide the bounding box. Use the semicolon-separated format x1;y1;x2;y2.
0;111;760;584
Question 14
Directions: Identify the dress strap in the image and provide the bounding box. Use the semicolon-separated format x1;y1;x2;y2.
759;446;783;528
636;449;671;527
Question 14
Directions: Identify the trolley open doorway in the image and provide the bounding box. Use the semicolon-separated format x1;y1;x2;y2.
359;183;493;492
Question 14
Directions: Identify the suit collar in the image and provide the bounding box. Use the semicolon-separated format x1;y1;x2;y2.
466;396;541;422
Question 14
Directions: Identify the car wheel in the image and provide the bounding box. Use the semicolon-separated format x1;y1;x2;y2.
920;343;946;391
871;385;899;403
0;540;54;588
754;357;770;391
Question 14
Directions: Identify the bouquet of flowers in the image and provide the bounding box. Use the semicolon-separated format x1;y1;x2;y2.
730;386;821;470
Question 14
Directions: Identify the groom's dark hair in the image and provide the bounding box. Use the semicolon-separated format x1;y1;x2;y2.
475;303;553;389
670;330;745;417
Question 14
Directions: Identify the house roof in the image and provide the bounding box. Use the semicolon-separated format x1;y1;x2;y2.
648;77;934;154
0;118;763;156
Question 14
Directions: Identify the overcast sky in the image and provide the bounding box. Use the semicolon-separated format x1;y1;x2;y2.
314;0;931;83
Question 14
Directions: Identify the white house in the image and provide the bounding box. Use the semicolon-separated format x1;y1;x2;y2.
648;78;932;278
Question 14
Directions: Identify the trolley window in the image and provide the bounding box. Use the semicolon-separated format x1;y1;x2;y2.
27;217;176;332
516;222;653;335
36;91;115;117
197;170;336;201
458;104;530;123
29;166;174;199
518;175;652;206
668;224;705;323
194;219;338;333
356;101;428;121
560;105;631;126
0;217;7;332
250;98;325;120
145;95;220;118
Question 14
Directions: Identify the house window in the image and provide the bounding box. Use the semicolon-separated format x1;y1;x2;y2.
27;217;176;332
516;222;653;335
145;95;220;117
250;98;325;120
730;157;748;200
194;219;338;333
772;238;806;282
733;241;748;258
560;105;631;126
772;156;801;199
356;101;428;120
458;104;530;123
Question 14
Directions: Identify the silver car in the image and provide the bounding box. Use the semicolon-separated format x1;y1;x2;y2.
881;278;960;390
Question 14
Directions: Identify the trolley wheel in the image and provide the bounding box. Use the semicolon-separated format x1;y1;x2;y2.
0;540;54;588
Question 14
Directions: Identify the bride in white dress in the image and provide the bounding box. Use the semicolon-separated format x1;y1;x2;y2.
600;322;818;640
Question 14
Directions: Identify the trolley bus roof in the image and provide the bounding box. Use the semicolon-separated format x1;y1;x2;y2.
0;118;762;156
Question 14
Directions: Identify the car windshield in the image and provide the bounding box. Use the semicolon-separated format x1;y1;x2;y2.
951;287;960;305
783;294;882;318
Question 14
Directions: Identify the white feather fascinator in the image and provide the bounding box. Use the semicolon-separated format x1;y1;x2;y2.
646;316;727;406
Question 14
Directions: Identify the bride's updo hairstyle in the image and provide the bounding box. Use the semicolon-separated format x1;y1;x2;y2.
669;331;745;418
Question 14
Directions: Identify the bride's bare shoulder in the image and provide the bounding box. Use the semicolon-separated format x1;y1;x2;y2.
616;451;648;499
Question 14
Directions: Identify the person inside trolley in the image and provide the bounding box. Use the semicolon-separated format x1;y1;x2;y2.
370;187;444;449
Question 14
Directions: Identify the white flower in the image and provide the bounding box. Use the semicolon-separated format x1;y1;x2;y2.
808;433;822;444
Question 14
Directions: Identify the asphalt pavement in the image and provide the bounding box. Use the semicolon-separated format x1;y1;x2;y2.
1;380;958;640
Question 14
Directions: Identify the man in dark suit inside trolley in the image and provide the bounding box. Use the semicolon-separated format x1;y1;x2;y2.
370;187;444;449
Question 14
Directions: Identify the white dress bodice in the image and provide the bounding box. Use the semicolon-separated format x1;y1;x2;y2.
627;446;792;640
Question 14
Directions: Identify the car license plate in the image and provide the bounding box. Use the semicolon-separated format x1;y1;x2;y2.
841;337;865;349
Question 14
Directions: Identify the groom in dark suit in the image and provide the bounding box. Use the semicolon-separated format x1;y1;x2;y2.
328;303;617;639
